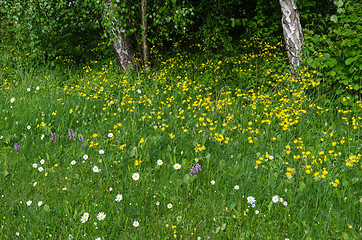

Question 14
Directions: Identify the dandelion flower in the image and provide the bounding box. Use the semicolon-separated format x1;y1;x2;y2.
157;159;163;165
26;200;32;206
83;155;88;160
97;212;106;221
167;203;173;209
115;194;123;202
132;173;140;181
272;195;279;203
210;180;215;185
133;221;139;227
173;163;181;170
234;185;239;190
247;196;256;204
93;166;101;173
71;160;76;165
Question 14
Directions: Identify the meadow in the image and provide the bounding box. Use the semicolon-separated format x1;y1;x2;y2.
0;39;361;239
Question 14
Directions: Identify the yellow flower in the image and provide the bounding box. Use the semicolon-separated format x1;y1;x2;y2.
140;138;145;143
69;108;74;114
170;133;175;139
135;160;142;166
40;122;46;127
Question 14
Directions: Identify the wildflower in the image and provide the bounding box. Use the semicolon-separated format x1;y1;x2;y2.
10;97;15;103
41;134;45;140
247;196;256;204
33;163;38;168
38;167;44;172
36;86;40;90
132;173;140;181
272;195;279;203
83;155;88;160
167;203;173;209
79;136;84;142
283;201;288;206
14;144;20;151
81;216;88;223
27;125;31;130
51;133;57;141
108;133;113;138
40;159;45;164
68;129;76;140
33;182;37;186
16;232;20;236
157;159;163;165
255;210;259;214
95;238;101;240
210;180;215;185
97;212;106;221
156;202;160;205
27;88;31;91
99;150;104;154
140;138;145;143
137;89;141;94
26;200;32;206
115;194;123;202
38;201;43;206
93;166;101;173
83;212;90;219
71;160;76;165
173;163;181;170
234;185;239;190
133;221;140;227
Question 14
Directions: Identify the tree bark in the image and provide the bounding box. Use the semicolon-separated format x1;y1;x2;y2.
104;1;135;71
141;0;150;71
279;0;304;76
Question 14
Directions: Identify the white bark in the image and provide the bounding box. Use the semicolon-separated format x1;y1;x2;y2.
279;0;304;74
104;1;134;71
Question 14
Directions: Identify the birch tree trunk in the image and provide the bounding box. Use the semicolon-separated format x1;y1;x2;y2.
141;0;150;71
279;0;304;76
104;1;135;71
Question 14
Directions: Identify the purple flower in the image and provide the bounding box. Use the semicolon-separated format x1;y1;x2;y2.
189;164;201;176
189;165;196;176
195;163;202;172
68;129;76;140
81;143;86;148
51;133;57;141
79;136;84;142
14;144;20;151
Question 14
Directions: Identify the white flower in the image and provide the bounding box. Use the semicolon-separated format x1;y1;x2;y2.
234;185;239;190
210;180;215;185
108;133;113;138
27;88;31;92
269;155;274;160
115;194;123;202
32;163;38;168
80;216;88;223
167;203;172;209
62;187;67;191
137;89;141;94
36;86;40;90
132;173;140;181
38;167;44;172
247;196;256;204
133;221;139;227
26;200;32;206
41;134;45;140
83;212;90;219
157;159;163;165
38;201;43;206
99;149;104;154
27;125;31;130
10;98;15;103
283;201;288;206
40;159;45;164
83;155;88;160
71;160;76;165
16;232;20;236
93;166;101;173
97;212;106;221
252;204;256;208
255;210;259;214
33;182;37;186
173;163;181;170
95;238;101;240
272;195;279;203
0;136;3;139
109;187;113;191
156;202;160;205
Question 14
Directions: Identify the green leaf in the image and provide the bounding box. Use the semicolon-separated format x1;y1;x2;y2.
221;223;226;231
330;15;338;23
345;57;354;65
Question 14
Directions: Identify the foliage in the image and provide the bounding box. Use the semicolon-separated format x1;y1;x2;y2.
303;0;362;102
0;39;361;239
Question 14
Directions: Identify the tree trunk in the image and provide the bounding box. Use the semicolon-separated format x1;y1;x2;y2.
104;1;135;71
279;0;304;76
141;0;150;71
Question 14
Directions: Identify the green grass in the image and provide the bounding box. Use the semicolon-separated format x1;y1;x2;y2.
0;42;361;240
